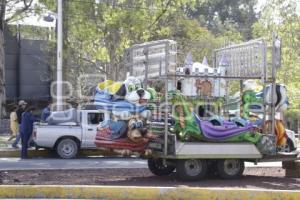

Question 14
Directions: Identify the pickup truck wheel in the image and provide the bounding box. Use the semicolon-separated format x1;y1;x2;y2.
56;138;78;159
176;159;207;181
148;158;175;176
217;159;244;179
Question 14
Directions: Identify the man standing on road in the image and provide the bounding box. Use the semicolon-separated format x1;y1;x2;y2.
20;106;37;159
11;100;27;148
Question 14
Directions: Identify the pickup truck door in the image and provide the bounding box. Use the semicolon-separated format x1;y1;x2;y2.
82;112;105;148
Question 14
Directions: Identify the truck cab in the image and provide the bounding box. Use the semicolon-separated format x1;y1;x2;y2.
33;109;110;158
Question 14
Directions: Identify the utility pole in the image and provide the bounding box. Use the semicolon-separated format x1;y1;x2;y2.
56;0;63;111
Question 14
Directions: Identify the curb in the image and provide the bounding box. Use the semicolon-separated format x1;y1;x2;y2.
0;185;300;199
0;148;118;158
0;149;53;158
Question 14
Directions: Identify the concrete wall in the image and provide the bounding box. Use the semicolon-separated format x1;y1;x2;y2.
18;39;51;99
4;28;18;99
4;28;51;101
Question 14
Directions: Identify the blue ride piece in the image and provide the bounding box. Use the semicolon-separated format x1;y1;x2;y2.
94;87;148;113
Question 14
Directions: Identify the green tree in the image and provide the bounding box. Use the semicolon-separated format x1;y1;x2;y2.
40;0;200;97
39;0;249;101
186;0;258;39
253;0;300;109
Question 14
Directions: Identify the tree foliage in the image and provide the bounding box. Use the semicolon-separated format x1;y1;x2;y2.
251;0;300;128
39;0;248;97
253;0;300;109
34;0;300;114
186;0;258;39
2;0;299;124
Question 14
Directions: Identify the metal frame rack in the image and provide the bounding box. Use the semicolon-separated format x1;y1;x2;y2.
125;37;281;159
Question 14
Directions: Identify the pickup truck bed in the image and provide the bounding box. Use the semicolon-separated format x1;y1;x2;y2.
34;124;82;148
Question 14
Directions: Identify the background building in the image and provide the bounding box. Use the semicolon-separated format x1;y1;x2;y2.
4;26;52;103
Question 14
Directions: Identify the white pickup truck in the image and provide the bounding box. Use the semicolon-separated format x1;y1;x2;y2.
33;109;110;158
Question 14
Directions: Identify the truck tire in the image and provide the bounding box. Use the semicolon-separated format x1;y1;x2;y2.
217;159;244;179
176;159;207;181
56;138;78;159
148;158;175;176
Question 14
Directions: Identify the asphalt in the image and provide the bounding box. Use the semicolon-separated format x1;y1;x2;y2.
0;157;283;171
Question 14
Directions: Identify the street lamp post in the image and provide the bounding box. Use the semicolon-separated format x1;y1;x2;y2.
56;0;63;111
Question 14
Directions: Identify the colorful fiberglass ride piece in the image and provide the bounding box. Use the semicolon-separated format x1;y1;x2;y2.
241;84;288;146
241;84;288;119
170;91;262;143
94;118;151;153
94;77;156;119
93;77;157;153
241;90;262;119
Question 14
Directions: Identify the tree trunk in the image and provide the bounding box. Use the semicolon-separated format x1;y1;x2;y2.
0;28;6;118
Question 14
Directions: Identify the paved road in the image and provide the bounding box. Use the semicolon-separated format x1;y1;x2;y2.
0;157;146;171
0;157;283;171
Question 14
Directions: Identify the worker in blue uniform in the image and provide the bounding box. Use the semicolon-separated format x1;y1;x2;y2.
41;101;52;122
20;106;37;159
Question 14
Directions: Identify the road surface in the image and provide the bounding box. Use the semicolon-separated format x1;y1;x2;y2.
1;167;299;190
1;157;299;191
0;157;283;171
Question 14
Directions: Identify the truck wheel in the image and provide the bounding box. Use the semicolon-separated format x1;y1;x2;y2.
176;159;207;181
148;158;175;176
56;138;78;159
217;159;244;179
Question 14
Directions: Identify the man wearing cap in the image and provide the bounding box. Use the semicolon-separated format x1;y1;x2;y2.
12;100;27;148
20;106;37;159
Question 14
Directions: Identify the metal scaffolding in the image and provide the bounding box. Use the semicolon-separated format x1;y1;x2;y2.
126;37;281;157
